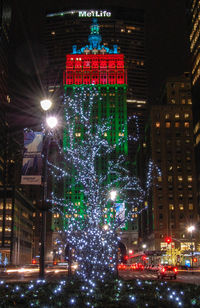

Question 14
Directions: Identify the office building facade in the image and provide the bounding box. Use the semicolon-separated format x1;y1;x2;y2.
139;74;199;256
187;0;200;208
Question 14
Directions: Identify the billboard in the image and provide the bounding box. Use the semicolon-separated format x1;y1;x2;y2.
115;202;125;227
21;132;43;185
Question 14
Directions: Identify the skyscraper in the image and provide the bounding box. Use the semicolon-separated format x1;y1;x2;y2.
51;19;138;261
187;0;200;207
139;74;198;261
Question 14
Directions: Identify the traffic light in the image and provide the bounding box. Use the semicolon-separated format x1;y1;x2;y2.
165;237;172;244
124;255;129;261
32;259;36;264
193;257;197;263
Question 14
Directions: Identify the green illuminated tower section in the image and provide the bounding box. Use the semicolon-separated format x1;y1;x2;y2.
62;19;128;227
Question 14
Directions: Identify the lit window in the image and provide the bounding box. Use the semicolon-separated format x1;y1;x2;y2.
157;176;162;182
179;204;184;210
165;113;170;119
0;203;3;210
184;122;190;128
6;215;12;221
160;242;168;250
166;122;171;128
6;95;10;103
53;214;57;218
178;176;183;181
6;203;12;209
169;204;174;210
171;99;175;104
188;176;192;182
121;29;125;32
188;98;192;104
104;132;107;137
33;212;36;217
155;122;160;128
181;98;186;104
175;113;180;118
189;204;194;210
51;31;55;35
181;242;194;251
5;227;11;232
75;132;81;137
168;176;172;182
175;122;180;128
184;113;189;118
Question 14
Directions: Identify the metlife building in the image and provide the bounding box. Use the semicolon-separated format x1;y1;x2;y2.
44;7;147;103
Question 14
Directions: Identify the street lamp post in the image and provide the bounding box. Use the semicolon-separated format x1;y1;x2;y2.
39;99;57;279
187;225;195;272
110;190;118;277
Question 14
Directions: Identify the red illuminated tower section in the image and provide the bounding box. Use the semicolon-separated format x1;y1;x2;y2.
64;54;126;86
63;18;127;87
63;18;128;154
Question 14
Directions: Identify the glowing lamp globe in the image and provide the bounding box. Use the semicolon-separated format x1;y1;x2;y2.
46;116;58;129
110;190;117;201
187;225;195;233
40;99;52;111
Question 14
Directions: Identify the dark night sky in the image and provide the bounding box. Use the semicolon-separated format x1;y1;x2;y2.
10;0;189;123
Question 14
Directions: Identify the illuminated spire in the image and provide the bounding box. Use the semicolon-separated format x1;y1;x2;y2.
72;18;118;54
88;18;102;49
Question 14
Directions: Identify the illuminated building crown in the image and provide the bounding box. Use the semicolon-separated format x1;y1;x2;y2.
72;18;118;55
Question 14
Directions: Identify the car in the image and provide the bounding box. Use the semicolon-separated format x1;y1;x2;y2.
117;263;126;270
157;265;178;280
130;263;137;270
130;263;144;271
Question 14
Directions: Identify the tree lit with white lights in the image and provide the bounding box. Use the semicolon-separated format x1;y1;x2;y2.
47;86;159;285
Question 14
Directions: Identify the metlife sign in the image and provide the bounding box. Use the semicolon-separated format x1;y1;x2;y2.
78;10;111;18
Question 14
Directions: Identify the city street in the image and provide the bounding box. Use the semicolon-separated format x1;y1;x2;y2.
1;267;200;285
119;269;200;285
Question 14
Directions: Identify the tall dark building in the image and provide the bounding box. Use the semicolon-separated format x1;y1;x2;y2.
0;0;11;107
139;74;199;265
187;0;200;208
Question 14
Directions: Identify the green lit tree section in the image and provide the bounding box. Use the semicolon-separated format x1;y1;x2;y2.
62;85;128;229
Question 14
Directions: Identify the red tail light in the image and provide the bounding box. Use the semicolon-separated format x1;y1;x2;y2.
162;268;166;273
173;267;178;273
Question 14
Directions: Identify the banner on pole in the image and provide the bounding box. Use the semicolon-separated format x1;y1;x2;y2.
21;132;44;185
115;202;125;227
